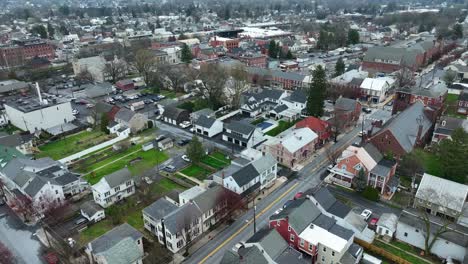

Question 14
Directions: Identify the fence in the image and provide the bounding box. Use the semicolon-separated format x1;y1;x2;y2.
354;238;411;264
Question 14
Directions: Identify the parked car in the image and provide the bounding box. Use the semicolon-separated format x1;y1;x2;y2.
72;109;79;115
293;192;304;200
283;200;293;209
362;107;372;114
368;218;379;230
232;242;245;253
360;209;373;221
179;121;191;128
177;139;191;146
181;155;191;162
163;165;176;173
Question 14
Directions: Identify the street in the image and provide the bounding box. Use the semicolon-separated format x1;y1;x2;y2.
0;206;44;264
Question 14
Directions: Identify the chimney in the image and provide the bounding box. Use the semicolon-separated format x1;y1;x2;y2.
416;116;424;143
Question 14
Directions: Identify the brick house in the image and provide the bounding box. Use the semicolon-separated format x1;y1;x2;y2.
115;79;135;91
362;47;423;73
261;127;318;168
209;37;239;51
334;97;361;127
296;117;332;146
368;101;433;158
392;82;447;115
431;116;468;143
237;53;268;68
457;89;468;115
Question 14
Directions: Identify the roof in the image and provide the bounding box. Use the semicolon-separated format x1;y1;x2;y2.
162;106;188;120
415;173;468;213
286;89;307;104
224;121;256;136
220;246;269;264
104;168;131;188
84;82;114;98
0;133;32;148
296;116;330;132
192;185;224;213
0;145;24;166
364;46;419;66
272;104;288;114
231;164;259;187
97;237;143;264
309;187;351;218
276;128;318;153
115;108;136;123
54;172;79;185
360;78;389;91
335;97;359;112
95;102;115;114
89;223;143;254
362;143;383;163
377;101;432;153
143;198;178;220
377;213;398;232
194;114;216;128
246;228;288;260
270;199;321;233
164;202;203;233
23;176;47;197
370;159;396;177
81;201;103;217
0;80;29;93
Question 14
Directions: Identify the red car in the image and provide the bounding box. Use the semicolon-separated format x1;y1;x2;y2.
368;218;379;230
293;192;304;200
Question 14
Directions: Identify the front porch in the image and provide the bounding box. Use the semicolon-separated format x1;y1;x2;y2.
327;168;354;188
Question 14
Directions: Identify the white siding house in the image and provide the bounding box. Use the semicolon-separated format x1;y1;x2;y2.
92;168;135;208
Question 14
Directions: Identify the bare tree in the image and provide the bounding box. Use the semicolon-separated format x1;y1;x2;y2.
104;59;127;83
199;63;228;109
325;146;341;166
413;189;462;255
328;109;347;143
10;195;36;223
134;49;157;86
229;65;250;109
395;65;414;88
0;242;14;264
75;67;94;86
42;194;71;226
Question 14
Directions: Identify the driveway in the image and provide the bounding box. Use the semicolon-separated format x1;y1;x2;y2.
0;206;44;264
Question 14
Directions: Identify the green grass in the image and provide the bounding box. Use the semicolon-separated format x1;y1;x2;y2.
210;152;231;163
0;124;21;135
201;155;229;169
160;90;178;99
79;220;113;244
413;149;444;177
37;130;110;160
445;93;466;119
84;144;168;185
374;241;429;264
151;178;187;194
180;164;212;180
126;210;144;229
265;120;296;136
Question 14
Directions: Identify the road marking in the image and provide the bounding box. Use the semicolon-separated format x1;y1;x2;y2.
198;130;359;264
198;182;299;264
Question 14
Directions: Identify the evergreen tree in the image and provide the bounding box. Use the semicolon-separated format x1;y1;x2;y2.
181;44;193;63
354;169;367;192
186;136;205;163
100;113;109;133
286;50;294;59
306;65;327;117
436;128;468;183
347;29;360;45
268;40;277;58
31;25;48;39
452;24;463;39
317;30;329;50
47;22;55;39
334;57;345;77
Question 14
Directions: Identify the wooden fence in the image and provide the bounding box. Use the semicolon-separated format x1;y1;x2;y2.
354;238;411;264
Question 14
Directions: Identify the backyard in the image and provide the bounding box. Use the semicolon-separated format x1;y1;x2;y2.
201;152;231;169
413;149;444;177
82;144;169;185
373;240;434;264
37;130;112;160
265;120;296;136
179;152;231;180
179;164;213;181
444;93;465;118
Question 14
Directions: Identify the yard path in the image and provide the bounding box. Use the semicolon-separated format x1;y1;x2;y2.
82;148;143;177
176;172;203;185
375;238;433;264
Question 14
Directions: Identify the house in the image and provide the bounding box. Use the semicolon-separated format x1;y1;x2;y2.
221;228;311;264
280;89;307;114
193;115;223;137
162;106;190;126
158;137;173;150
458;89;468;115
431;116;468;143
304;187;376;243
368;102;433;158
115;79;135;91
414;173;468;226
72;56;107;82
86;223;144;264
5;98;75;133
0;132;34;155
80;201;105;222
222;121;264;148
143;185;227;253
107;122;131;138
334;97;361;128
295;117;332;147
190;108;215;122
240;89;288;117
396;210;468;262
92;168;135;208
392;82;447;115
261;128;318;168
213;153;277;196
360;77;392;104
376;213;398;240
114;109;148;133
93;102;120;124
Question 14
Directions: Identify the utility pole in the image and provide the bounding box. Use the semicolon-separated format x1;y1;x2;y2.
253;193;257;233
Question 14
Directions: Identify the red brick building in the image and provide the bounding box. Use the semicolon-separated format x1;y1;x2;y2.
235;54;267;68
115;79;135;91
334;97;361;127
296;117;332;146
0;39;55;68
392;82;447;115
209;37;239;51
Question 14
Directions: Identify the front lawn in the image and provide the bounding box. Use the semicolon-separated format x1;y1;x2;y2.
265;120;296;136
83;144;168;185
413;149;444;177
37;130;111;160
180;164;212;180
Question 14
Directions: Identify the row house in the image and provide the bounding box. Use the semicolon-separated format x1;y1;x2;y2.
392;82;448;115
270;70;307;90
142;185;227;253
237;53;268;68
296;117;332;147
92;168;135;208
431;116;468;143
334;97;361;128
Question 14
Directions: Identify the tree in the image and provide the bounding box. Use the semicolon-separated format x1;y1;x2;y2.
58;24;69;35
325;147;341;166
361;186;379;201
104;59;127;83
395;66;414;88
436;128;468;184
186;136;205;164
100;113;110;133
286;50;294;60
317;30;329;50
181;44;193;63
399;151;424;183
347;29;360;45
75;67;94;86
443;70;457;85
106;205;123;225
306;65;327;117
10;195;36;223
334;57;345;77
268;40;278;58
30;25;47;39
134;49;157;86
199;64;228;109
229;65;249;109
0;242;14;264
47;22;55;39
329;109;346;142
452;23;463;39
354;168;367;192
58;5;70;16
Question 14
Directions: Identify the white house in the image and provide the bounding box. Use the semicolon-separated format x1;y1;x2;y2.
193;115;223;138
396;210;468;262
222;121;264;148
92;168;135;208
161;46;181;64
80;201;105;222
376;213;398;240
72;56;108;82
107;121;131;137
360;77;392;103
86;223;144;264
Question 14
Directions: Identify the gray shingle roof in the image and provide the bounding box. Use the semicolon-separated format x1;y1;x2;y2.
194;115;216;128
335;97;358;112
104;168;131;188
162;106;188;120
287;89;307;104
89;223;143;254
245;228;288;260
143;198;178;220
307;187;351;218
370;159;396;177
363;143;383;163
231;164;259;187
23;176;46;197
364;46;419;66
272;104;288;114
270;199;321;233
192;185;223;213
54;173;79;185
115;108;135;122
224;121;256;136
81;201;103;217
97;237;143;264
164;202;203;234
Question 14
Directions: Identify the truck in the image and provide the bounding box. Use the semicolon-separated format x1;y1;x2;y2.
130;101;145;111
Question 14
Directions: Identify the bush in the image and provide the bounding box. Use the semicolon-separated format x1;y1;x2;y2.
361;186;379;201
147;121;154;129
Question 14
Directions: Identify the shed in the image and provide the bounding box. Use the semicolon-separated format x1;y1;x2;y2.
376;213;398;240
158;137;173;150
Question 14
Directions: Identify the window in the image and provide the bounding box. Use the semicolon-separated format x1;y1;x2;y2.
104;191;110;197
322;256;325;262
114;186;120;192
300;239;304;247
176;240;183;248
55;190;58;195
288;226;291;232
308;244;313;251
290;234;295;242
385;230;389;235
332;251;335;256
126;181;132;186
404;232;408;237
137;239;141;245
415;229;419;233
323;247;326;252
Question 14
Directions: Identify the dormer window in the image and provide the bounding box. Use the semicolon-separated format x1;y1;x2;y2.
441;120;446;127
